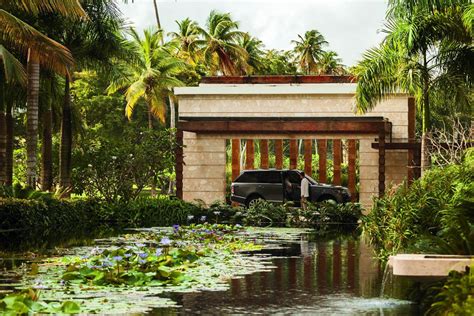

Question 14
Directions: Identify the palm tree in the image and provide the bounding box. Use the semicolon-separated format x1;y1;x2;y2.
0;45;26;185
262;49;297;75
0;1;85;187
318;51;346;75
238;33;266;75
292;30;328;74
108;28;185;127
34;0;125;194
197;11;248;75
354;3;473;173
169;18;201;64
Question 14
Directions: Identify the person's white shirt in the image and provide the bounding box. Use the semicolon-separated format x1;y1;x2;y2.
301;177;310;198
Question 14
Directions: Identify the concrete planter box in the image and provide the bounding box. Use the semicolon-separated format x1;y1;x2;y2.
389;254;473;278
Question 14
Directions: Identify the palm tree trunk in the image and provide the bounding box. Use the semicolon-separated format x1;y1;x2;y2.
41;82;53;191
59;76;72;196
26;50;40;188
421;51;431;175
0;76;6;185
152;0;162;29
6;101;13;186
169;96;175;129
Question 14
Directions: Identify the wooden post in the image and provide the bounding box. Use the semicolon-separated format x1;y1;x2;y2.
260;139;269;169
275;139;283;169
245;139;254;170
408;97;416;183
333;139;342;186
290;139;298;169
175;129;183;199
317;139;327;183
304;139;312;175
231;139;240;180
348;139;357;201
379;130;386;197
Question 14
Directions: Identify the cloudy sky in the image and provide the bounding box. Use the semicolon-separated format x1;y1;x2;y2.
117;0;389;67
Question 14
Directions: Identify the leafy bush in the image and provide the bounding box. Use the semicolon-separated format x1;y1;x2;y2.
423;266;474;316
362;148;474;259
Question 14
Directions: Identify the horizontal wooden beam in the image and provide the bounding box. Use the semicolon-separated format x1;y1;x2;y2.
371;142;421;150
200;75;356;84
179;120;390;134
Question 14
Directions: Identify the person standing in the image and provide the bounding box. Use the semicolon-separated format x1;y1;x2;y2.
300;171;309;210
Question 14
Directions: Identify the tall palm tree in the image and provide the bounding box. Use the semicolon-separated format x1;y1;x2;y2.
318;51;346;75
108;28;185;127
0;45;26;185
169;18;201;65
0;0;85;187
354;3;473;173
197;11;248;76
238;33;266;75
35;0;125;194
292;30;328;74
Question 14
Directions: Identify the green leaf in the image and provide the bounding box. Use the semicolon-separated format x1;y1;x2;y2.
61;301;81;314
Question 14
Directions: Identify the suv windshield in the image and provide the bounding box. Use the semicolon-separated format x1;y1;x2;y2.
235;171;282;183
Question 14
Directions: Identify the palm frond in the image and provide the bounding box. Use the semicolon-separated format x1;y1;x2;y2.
0;45;26;85
1;0;86;18
0;9;73;75
124;80;146;119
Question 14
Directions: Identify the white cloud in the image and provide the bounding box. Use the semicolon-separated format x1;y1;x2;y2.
117;0;388;66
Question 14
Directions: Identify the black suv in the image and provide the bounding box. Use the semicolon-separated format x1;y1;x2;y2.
231;169;351;207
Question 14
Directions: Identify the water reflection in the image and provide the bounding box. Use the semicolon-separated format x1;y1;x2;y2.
158;238;418;315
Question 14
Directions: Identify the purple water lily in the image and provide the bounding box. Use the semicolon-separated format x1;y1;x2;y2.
135;243;146;248
102;260;114;268
160;237;171;246
138;252;148;259
124;253;132;258
139;259;146;264
172;224;180;234
112;256;123;262
155;248;163;256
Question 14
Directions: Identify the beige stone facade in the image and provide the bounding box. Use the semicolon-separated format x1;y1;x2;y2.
175;83;409;210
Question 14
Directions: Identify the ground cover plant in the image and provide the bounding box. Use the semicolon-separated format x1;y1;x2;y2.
1;224;305;314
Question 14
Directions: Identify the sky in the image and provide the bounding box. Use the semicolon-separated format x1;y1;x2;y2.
117;0;389;67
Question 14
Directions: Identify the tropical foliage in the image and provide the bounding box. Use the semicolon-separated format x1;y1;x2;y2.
362;148;474;259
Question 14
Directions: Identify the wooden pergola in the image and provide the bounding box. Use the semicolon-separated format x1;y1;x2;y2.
176;116;392;200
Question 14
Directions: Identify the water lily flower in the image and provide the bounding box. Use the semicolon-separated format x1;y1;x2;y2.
160;237;171;245
111;156;117;160
172;224;180;233
155;248;163;256
213;211;221;215
102;260;114;267
235;224;242;228
139;259;146;264
124;253;132;258
135;243;146;248
59;280;65;286
90;247;103;255
112;256;123;262
200;216;207;222
187;215;194;221
138;252;148;259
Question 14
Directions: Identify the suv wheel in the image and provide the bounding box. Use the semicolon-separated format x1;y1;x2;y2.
246;195;264;208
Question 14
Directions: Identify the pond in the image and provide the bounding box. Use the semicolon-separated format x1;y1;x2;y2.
0;227;418;315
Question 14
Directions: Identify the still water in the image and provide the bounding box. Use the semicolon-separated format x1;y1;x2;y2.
155;237;418;315
0;230;418;315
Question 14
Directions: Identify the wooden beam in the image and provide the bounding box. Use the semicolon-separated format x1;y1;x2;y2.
200;75;356;84
275;140;283;169
245;139;254;170
304;139;312;175
378;131;386;197
317;139;327;183
260;139;269;169
333;139;342;186
179;120;390;134
348;139;357;201
231;139;240;180
290;139;298;169
175;130;183;199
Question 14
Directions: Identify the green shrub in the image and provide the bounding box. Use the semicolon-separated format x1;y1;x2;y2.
423;266;474;316
362;148;474;259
